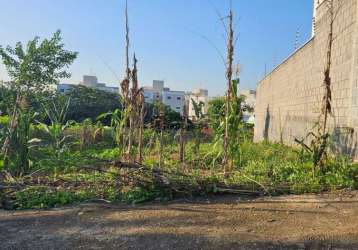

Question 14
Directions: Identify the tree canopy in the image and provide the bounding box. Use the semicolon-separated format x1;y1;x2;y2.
0;30;77;93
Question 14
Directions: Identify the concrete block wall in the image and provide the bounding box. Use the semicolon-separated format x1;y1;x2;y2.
254;0;358;159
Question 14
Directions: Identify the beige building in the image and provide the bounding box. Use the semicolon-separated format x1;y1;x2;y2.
143;80;186;115
240;90;256;124
255;0;358;159
79;75;119;93
188;88;209;119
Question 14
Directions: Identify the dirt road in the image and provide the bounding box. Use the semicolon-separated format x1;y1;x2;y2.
1;192;358;250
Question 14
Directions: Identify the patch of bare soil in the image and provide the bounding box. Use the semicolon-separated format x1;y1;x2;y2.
1;191;358;250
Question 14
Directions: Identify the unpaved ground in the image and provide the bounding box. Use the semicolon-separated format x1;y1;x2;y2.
1;192;358;250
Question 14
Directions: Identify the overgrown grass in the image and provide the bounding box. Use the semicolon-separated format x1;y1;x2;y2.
2;125;358;210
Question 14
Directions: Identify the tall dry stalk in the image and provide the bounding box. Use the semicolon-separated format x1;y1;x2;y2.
223;9;234;173
119;0;131;160
315;0;336;169
179;104;188;165
127;54;139;159
322;0;334;135
125;0;130;82
138;91;145;164
295;0;340;170
158;106;165;168
120;0;131;105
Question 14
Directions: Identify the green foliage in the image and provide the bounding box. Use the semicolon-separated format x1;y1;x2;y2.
209;79;247;167
4;107;38;174
97;107;130;158
0;116;9;148
15;187;95;209
0;116;10;126
0;31;77;175
226;141;357;194
38;96;73;158
65;85;121;122
191;99;206;155
207;97;225;131
151;101;182;129
5;139;358;210
0;85;16;115
0;30;77;92
122;187;171;204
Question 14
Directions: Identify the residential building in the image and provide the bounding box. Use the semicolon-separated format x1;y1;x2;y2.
240;89;256;124
57;83;75;94
80;75;119;93
143;80;187;115
57;75;119;95
163;90;186;114
143;80;164;103
188;88;209;119
82;75;99;88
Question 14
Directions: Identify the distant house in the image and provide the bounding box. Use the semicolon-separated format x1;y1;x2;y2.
188;88;209;120
163;90;186;115
80;75;119;94
240;89;256;125
143;80;186;115
57;75;119;95
57;83;75;94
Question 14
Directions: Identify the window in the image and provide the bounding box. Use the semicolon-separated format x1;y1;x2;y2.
167;96;172;100
176;107;181;110
177;97;181;100
60;89;65;93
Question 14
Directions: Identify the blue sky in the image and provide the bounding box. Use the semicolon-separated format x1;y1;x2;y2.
0;0;313;96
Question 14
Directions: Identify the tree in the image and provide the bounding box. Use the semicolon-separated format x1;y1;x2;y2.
65;85;121;123
0;30;77;174
0;84;16;116
0;30;77;92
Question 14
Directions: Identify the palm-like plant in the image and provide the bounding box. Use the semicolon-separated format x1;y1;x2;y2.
191;99;206;156
208;79;247;169
40;97;73;155
97;106;130;157
37;96;73;180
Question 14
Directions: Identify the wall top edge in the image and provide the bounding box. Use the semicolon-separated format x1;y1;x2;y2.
257;37;315;87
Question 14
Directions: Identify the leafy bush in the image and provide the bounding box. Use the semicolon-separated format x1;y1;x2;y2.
0;115;10;126
121;187;171;204
15;187;95;209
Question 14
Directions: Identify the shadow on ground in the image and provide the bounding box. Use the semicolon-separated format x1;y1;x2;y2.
1;193;358;249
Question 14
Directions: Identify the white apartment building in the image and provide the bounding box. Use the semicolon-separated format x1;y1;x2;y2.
57;83;75;94
240;89;256;124
163;90;186;115
57;75;119;95
143;80;164;103
80;75;119;93
188;88;209;119
143;80;186;115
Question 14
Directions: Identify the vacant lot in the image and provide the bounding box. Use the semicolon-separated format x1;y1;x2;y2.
1;192;358;250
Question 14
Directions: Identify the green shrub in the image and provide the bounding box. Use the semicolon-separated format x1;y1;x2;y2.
0;115;10;126
122;187;171;204
15;187;95;209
